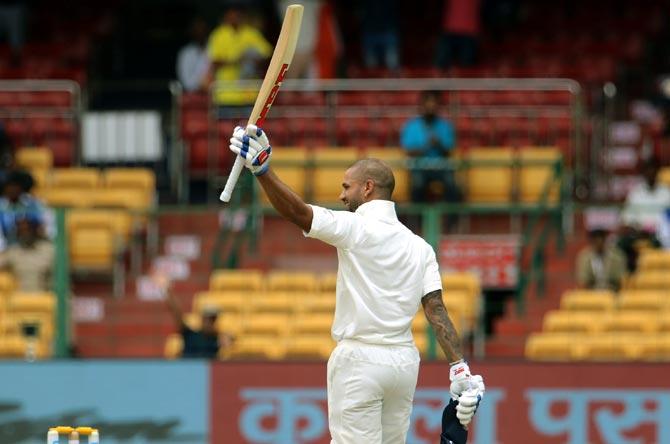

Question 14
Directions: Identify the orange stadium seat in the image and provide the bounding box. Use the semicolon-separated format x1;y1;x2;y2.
363;147;410;203
51;168;101;188
209;269;264;291
518;147;562;203
465;148;515;203
261;147;309;202
312;147;360;203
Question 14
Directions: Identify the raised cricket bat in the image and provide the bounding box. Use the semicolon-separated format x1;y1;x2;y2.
219;4;304;202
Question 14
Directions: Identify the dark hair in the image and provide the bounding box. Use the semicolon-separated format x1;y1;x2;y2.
588;228;608;239
5;169;35;192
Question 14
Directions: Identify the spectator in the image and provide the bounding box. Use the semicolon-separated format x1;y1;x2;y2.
360;0;399;71
0;1;25;65
0;216;54;292
0;120;12;187
207;4;272;107
576;228;627;291
176;17;210;92
621;157;670;235
400;91;461;203
0;170;52;251
435;0;481;69
158;275;234;359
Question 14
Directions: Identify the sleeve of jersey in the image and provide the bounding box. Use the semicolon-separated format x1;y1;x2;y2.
423;247;443;295
303;204;358;249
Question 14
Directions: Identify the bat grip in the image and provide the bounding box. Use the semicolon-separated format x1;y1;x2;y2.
219;156;245;202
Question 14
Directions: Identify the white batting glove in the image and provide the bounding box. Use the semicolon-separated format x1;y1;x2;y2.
229;124;272;176
456;376;485;427
449;360;472;400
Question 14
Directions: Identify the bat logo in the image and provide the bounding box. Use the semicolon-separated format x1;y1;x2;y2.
256;63;290;127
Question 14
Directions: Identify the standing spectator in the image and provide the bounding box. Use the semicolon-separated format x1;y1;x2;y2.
0;170;52;251
0;0;25;65
0;216;54;292
360;0;400;71
576;228;627;291
176;17;210;92
400;91;461;203
435;0;481;69
621;157;670;234
207;4;272;107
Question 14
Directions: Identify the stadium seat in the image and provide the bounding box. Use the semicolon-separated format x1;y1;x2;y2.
69;228;116;269
630;272;670;290
525;333;574;361
193;292;248;314
542;310;606;334
216;312;243;336
91;189;149;211
518;147;562;203
51;168;101;188
0;336;28;358
266;271;318;292
602;312;659;333
15;147;53;170
164;334;183;359
261;147;308;203
249;294;295;314
312;147;360;203
209;269;264;291
658;167;670;188
36;188;93;208
319;272;338;292
560;290;616;311
223;336;286;360
293;313;333;335
363;148;410;203
0;272;16;294
7;292;55;314
68;209;133;244
618;291;667;311
285;336;335;359
637;250;670;271
465;148;515;203
572;334;642;361
659;313;670;332
104;168;156;206
242;313;291;336
638;334;670;361
299;295;336;314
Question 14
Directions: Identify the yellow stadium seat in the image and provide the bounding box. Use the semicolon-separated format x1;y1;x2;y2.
193;292;247;314
249;294;295;314
0;335;28;358
658;167;670;188
209;269;264;291
518;147;562;203
0;272;16;293
638;334;670;361
659;313;670;332
363;147;410;203
573;334;642;361
0;316;19;336
261;147;308;202
312;147;360;203
183;312;201;330
36;188;93;208
15;147;53;170
441;272;481;298
216;312;243;335
104;168;155;191
293;313;333;335
525;333;574;361
7;292;55;314
91;188;149;211
300;294;336;313
466;148;514;203
68;209;133;244
29;168;50;189
542;310;606;334
266;271;318;292
618;291;667;311
637;250;670;271
51;168;101;188
602;312;658;334
631;272;670;290
164;334;183;359
242;313;291;336
69;227;116;269
223;335;286;360
560;290;616;311
319;272;338;292
13;313;54;341
285;336;335;359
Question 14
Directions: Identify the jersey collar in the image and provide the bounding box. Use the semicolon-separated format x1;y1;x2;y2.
355;199;398;222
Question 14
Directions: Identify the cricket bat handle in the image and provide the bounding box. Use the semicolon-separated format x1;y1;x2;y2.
220;157;245;202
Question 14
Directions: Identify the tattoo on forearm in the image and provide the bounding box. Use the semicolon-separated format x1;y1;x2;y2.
421;290;463;362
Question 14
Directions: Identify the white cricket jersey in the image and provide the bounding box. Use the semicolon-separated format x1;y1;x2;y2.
304;200;443;346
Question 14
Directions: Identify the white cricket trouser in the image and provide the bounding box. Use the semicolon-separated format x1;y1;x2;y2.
327;339;420;444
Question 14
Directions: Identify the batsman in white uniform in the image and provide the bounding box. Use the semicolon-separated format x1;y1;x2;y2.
229;125;486;443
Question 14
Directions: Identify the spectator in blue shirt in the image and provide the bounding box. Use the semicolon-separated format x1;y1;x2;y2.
401;91;461;203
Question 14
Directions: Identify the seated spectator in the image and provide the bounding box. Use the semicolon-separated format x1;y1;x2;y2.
576;228;627;291
158;275;234;359
0;170;52;251
0;216;54;292
176;17;210;92
207;4;272;107
400;91;461;203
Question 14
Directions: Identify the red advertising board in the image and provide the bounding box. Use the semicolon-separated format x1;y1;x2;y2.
211;362;670;444
440;236;520;289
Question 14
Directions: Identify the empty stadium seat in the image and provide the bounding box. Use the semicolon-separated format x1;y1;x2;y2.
572;334;642;361
638;334;670;361
266;271;318;292
542;310;606;334
0;272;16;294
629;272;670;290
602;312;658;334
363;148;410;203
261;147;308;202
51;168;101;188
560;290;616;311
223;335;286;360
285;336;334;359
618;291;667;311
7;292;55;314
68;209;133;243
242;313;291;336
36;188;93;208
525;333;574;361
15;147;53;170
293;313;333;335
91;189;149;211
0;336;28;358
104;168;156;206
249;294;295;314
300;295;336;313
319;273;338;292
637;250;670;271
209;269;264;291
312;148;360;203
69;228;116;269
658;167;670;188
518;147;562;203
466;148;515;203
193;292;247;314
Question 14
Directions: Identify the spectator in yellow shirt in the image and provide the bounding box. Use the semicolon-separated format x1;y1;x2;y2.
207;5;272;107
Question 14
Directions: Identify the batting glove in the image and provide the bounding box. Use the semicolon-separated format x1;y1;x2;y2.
455;376;485;427
229;124;272;176
449;360;472;400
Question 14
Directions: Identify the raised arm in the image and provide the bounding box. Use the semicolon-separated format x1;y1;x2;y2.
421;289;463;363
229;125;313;232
